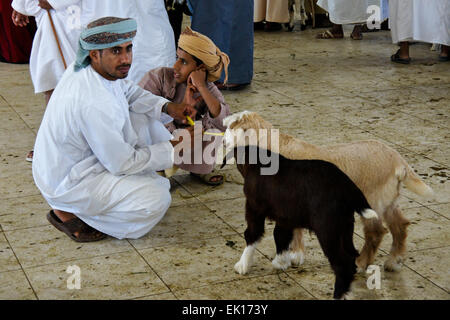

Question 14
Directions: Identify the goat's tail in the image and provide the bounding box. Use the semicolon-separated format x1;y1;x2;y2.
359;208;378;220
396;163;434;199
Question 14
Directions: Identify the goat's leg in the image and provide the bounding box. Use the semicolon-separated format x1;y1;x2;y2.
234;211;265;275
384;206;410;272
356;218;388;272
316;229;356;300
272;224;294;270
289;228;305;266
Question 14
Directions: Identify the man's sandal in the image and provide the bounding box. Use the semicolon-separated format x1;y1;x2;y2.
391;50;411;64
26;150;33;162
316;30;343;39
190;171;224;186
47;210;107;242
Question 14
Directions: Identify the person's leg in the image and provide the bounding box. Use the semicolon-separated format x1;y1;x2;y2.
439;45;449;60
391;41;411;64
26;89;54;162
350;24;363;40
398;41;410;59
76;174;172;239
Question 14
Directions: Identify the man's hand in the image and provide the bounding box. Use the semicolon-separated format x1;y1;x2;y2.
38;0;53;10
11;10;29;27
166;102;197;125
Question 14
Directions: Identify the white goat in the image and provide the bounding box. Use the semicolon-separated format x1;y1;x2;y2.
223;111;434;272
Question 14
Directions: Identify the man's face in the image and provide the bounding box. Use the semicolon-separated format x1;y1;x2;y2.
90;41;133;80
173;48;198;84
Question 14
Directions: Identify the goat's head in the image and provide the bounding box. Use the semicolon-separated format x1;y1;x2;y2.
222;111;275;150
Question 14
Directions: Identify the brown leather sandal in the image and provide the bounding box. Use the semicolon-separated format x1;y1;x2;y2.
47;210;107;242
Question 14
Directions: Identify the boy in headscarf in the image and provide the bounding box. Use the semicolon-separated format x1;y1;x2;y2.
139;27;231;185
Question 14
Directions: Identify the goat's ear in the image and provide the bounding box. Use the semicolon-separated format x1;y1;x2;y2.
220;149;235;169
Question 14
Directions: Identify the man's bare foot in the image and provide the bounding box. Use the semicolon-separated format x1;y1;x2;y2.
47;209;106;242
53;209;81;237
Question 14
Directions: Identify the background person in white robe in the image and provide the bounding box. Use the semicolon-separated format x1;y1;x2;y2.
80;0;176;83
316;0;388;40
32;17;195;241
389;0;450;64
12;0;82;162
11;0;81;101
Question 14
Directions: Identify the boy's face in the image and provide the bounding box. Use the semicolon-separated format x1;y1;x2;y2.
173;48;198;84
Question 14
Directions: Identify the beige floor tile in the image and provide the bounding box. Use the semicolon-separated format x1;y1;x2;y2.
25;250;169;300
139;234;275;291
174;273;314;300
0;147;33;179
0;232;21;273
0;195;50;231
0;171;40;200
288;250;448;300
173;169;245;203
287;262;448;300
203;197;247;233
134;291;178;300
4;225;133;268
0;270;36;300
404;247;450;293
426;203;450;220
129;201;237;250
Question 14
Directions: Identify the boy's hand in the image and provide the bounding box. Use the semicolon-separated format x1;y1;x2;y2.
12;10;29;27
188;69;207;89
183;82;203;107
38;0;53;10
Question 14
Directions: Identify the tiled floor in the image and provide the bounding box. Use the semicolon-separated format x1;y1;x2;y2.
0;23;449;300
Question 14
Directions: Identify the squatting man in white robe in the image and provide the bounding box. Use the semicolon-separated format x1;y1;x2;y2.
32;17;195;241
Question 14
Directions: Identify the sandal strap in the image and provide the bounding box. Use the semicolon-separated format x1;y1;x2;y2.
62;218;93;234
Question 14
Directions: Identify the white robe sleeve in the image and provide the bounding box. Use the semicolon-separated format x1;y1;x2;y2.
47;0;80;11
122;80;169;119
79;103;173;175
11;0;41;16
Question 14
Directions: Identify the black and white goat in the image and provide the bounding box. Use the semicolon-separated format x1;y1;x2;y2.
223;145;379;299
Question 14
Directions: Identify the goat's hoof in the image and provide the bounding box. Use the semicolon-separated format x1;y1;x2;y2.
342;292;354;300
234;260;250;275
289;251;305;266
355;259;368;273
356;266;367;273
272;254;291;270
384;258;402;272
